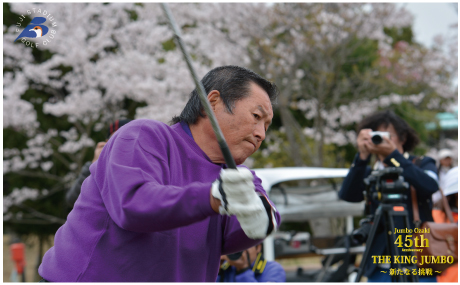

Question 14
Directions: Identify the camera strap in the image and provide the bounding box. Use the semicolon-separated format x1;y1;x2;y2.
218;262;229;282
252;252;267;275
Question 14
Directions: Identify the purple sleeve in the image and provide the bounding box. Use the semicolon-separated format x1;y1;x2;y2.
221;167;281;255
92;123;218;233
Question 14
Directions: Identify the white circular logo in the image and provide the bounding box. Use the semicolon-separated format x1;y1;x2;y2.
15;8;58;49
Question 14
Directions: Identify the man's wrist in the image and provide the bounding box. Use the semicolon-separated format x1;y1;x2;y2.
210;189;221;213
355;152;371;165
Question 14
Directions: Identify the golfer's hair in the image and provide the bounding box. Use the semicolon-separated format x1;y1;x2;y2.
357;110;420;152
171;65;278;125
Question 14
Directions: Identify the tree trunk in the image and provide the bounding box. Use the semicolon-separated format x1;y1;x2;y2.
313;104;325;167
279;105;305;167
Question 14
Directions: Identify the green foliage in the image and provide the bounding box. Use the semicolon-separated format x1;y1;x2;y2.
384;26;414;46
124;98;148;119
269;109;283;130
341;37;379;75
251;131;296;168
249;4;454;170
125;9;138;21
162;38;176;51
3;3;24;27
392;103;432;142
31;48;53;64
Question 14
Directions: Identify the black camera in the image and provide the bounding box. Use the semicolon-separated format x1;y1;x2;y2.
370;131;390;145
352;217;373;244
364;167;409;202
353;168;409;243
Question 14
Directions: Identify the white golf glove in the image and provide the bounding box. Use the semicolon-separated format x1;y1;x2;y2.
235;206;269;239
211;168;270;239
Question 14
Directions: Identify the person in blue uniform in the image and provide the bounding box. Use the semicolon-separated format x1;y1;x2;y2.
217;244;285;282
338;110;438;282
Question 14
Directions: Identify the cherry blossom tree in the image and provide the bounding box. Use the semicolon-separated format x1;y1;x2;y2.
3;3;457;242
3;2;264;232
240;3;457;238
245;3;457;168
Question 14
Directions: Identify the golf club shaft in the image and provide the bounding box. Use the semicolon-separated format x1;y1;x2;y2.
161;3;236;169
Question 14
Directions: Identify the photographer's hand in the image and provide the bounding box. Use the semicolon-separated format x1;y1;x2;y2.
92;142;107;163
357;129;373;160
368;136;397;161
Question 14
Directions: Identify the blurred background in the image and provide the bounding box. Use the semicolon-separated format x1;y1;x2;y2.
3;2;458;282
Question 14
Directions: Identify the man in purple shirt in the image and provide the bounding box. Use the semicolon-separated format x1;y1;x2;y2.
38;65;281;282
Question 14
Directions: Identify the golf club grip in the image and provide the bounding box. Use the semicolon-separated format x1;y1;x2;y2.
161;3;237;170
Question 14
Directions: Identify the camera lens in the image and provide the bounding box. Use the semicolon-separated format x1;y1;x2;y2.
352;223;372;244
352;218;373;244
371;134;383;145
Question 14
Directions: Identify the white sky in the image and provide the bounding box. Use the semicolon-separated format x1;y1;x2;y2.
398;2;458;48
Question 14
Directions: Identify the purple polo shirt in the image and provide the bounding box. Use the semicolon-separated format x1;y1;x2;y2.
39;119;280;282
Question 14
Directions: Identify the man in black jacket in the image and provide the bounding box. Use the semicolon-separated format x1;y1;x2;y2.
338;110;438;282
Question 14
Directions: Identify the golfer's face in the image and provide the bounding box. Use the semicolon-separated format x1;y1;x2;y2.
215;82;273;165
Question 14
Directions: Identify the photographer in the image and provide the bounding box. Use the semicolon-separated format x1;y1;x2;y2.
338;110;438;282
217;244;286;282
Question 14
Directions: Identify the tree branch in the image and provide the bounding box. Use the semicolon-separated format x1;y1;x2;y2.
17;205;66;224
4;219;63;225
14;170;62;181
